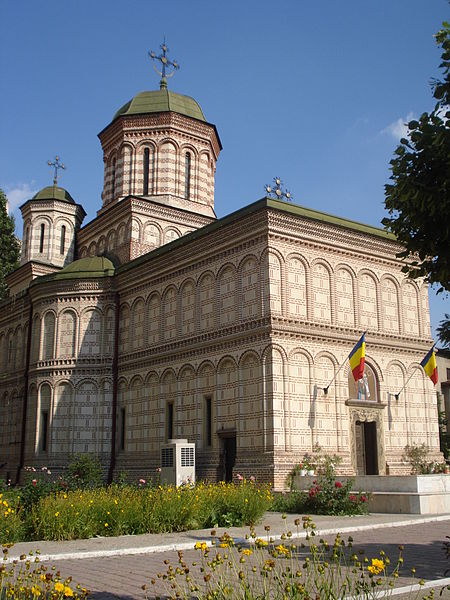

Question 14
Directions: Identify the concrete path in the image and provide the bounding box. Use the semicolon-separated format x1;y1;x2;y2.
8;513;450;599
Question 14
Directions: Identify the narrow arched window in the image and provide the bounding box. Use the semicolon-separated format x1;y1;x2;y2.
24;226;30;258
185;152;191;200
111;158;116;200
39;224;45;253
143;148;150;195
60;225;66;254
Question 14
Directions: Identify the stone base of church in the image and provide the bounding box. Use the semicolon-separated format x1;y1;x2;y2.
294;474;450;514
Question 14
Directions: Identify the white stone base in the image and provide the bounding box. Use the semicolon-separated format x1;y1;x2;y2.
293;474;450;515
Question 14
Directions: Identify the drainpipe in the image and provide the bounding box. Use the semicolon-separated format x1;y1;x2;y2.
108;292;120;484
16;298;33;485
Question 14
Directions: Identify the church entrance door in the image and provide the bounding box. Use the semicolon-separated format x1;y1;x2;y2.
223;436;236;483
355;420;378;475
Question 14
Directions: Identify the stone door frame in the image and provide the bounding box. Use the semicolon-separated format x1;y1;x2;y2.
346;400;387;475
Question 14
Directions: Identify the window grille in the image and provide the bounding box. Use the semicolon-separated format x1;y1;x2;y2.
161;447;174;467
181;446;194;467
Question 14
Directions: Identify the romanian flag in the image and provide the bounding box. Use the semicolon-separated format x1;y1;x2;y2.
348;333;366;382
420;347;438;385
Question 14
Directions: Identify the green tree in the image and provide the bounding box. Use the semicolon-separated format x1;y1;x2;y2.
0;189;21;300
437;313;450;348
383;23;450;295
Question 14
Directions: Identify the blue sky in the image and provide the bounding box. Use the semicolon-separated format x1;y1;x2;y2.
0;0;448;339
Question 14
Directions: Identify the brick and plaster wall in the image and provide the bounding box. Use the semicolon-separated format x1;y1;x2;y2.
99;113;220;218
20;199;85;268
77;197;214;265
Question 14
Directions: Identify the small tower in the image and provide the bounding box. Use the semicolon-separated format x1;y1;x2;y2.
97;42;222;219
20;185;85;268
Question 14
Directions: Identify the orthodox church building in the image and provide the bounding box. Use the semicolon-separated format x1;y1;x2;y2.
0;52;441;488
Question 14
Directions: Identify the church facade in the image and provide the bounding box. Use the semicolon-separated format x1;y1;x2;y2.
0;74;441;489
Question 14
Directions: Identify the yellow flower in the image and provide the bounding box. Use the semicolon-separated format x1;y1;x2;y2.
255;538;268;548
55;582;64;592
242;549;253;556
195;542;207;551
64;586;74;597
31;585;41;596
54;512;59;517
104;523;108;527
367;558;385;575
275;544;290;556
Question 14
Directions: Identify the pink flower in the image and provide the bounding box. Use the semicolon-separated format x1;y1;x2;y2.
32;479;37;487
41;466;47;471
349;494;357;503
360;495;367;503
139;478;146;485
47;470;51;475
236;473;243;481
156;467;162;473
308;488;316;498
335;481;342;488
250;475;256;482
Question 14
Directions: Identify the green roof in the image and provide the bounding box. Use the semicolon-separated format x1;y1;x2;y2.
32;186;75;204
112;89;206;122
118;197;396;275
49;256;115;281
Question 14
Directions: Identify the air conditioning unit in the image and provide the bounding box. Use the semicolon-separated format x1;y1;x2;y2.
160;439;195;487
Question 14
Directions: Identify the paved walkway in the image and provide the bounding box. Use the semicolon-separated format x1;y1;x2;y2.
8;513;450;599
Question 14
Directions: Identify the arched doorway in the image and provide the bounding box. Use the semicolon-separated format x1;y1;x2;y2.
346;363;386;475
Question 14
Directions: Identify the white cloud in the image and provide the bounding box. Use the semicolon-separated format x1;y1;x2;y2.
4;182;39;213
382;111;415;140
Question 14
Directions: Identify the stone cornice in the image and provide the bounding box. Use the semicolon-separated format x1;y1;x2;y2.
267;211;403;261
270;320;434;353
118;319;272;374
99;112;221;159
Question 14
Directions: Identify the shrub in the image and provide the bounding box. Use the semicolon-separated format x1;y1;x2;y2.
66;454;103;489
403;443;435;474
271;490;308;513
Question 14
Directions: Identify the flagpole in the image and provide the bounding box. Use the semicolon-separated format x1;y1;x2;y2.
323;332;367;395
323;357;348;395
394;370;416;401
394;344;435;400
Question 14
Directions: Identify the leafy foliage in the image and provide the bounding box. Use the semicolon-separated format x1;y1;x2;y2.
403;443;435;474
437;313;450;347
0;189;20;299
382;23;450;294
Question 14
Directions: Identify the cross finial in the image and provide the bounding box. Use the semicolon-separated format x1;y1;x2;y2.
47;155;66;185
265;177;293;201
149;38;180;89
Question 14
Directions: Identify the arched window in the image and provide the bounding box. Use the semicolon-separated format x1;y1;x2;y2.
24;226;30;258
111;158;116;200
143;148;150;195
185;152;191;200
39;223;45;253
348;363;380;402
60;225;66;254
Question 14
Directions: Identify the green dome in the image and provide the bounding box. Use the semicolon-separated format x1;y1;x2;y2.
52;256;115;280
113;88;206;122
32;186;75;204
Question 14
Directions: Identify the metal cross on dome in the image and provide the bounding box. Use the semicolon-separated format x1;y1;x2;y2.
47;156;66;185
265;177;293;201
149;39;180;86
